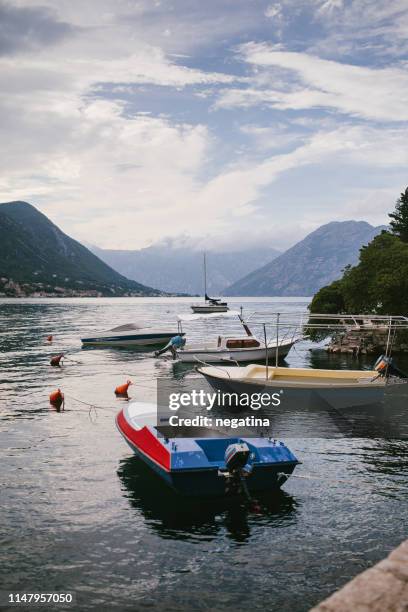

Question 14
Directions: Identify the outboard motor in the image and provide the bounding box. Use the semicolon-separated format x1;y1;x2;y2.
374;355;408;379
154;335;186;359
221;442;253;499
225;442;250;471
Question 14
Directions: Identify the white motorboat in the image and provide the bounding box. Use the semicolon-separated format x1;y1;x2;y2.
176;334;296;363
197;363;406;410
171;312;297;363
191;253;229;314
81;323;183;347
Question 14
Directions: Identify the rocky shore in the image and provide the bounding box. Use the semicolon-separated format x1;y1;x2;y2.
326;327;408;354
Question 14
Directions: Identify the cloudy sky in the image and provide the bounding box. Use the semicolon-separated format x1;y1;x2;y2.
1;0;407;250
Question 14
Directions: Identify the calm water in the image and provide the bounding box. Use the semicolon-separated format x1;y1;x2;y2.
1;297;407;612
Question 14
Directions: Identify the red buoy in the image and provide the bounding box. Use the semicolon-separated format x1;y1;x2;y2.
115;380;132;396
47;335;53;342
49;388;64;408
50;354;64;367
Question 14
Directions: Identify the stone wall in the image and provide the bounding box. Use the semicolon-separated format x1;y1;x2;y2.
311;539;408;611
327;328;408;354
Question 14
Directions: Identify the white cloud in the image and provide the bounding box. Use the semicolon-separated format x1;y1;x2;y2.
0;3;239;248
265;3;283;19
263;1;408;58
316;0;344;16
216;43;408;121
1;70;407;250
1;0;407;253
0;97;213;247
239;123;304;151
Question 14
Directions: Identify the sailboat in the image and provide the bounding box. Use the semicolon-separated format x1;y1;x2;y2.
191;253;229;314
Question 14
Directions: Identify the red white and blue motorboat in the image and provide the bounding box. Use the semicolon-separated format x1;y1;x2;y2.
116;403;299;497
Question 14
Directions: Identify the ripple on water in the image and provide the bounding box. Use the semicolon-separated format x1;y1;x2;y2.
1;297;407;612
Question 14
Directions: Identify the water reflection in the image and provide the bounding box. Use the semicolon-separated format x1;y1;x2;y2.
359;439;408;479
117;456;299;543
163;365;408;439
2;298;408;612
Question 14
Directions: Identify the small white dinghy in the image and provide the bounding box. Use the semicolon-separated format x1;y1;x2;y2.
81;322;183;347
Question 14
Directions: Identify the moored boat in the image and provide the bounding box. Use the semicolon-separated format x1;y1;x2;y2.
196;363;405;410
81;322;183;347
175;334;296;363
191;253;229;313
172;312;298;363
116;402;299;497
191;299;229;314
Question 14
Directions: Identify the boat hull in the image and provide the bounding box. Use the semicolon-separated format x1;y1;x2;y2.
81;332;179;347
191;305;229;314
122;436;296;496
199;369;386;410
177;341;294;363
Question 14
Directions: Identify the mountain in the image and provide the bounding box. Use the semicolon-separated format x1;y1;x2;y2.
224;221;387;297
89;243;281;295
0;201;161;297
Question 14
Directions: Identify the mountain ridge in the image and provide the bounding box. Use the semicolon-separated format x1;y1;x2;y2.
0;201;162;297
90;244;281;295
224;220;387;297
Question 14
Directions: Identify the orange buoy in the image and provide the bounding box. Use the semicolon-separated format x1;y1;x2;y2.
49;388;64;408
50;354;64;367
115;380;132;396
47;335;53;342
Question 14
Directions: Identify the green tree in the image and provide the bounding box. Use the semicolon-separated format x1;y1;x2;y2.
306;187;408;343
389;186;408;242
340;231;408;314
308;280;345;314
309;232;408;317
306;280;346;340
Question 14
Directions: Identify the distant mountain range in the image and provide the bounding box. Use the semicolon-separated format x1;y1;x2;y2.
0;201;161;297
225;221;387;296
90;244;281;295
0;201;387;299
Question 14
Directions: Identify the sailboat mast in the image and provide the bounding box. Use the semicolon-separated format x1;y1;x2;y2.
203;252;207;302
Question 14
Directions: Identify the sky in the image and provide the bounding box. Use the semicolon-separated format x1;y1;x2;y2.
0;0;407;251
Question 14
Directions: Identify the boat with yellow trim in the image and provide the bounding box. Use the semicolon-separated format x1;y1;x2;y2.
197;362;406;410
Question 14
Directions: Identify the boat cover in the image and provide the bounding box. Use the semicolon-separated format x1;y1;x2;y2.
109;322;148;332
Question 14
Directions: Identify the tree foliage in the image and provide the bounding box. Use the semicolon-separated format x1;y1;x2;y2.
308;279;346;314
340;231;408;314
309;231;408;317
307;187;408;337
389;187;408;243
